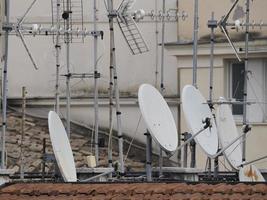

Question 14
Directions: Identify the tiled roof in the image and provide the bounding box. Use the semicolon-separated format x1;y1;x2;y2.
0;182;267;200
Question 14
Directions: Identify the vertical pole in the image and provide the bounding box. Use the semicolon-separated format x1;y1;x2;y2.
208;12;215;103
55;0;61;114
108;0;114;172
65;0;71;138
154;0;159;87
207;158;212;178
192;0;199;87
159;0;166;177
42;138;46;181
183;133;188;168
1;0;10;169
160;0;166;91
207;12;217;178
93;0;99;166
108;0;124;174
214;157;219;178
145;131;152;182
242;0;250;162
190;139;196;168
20;87;26;179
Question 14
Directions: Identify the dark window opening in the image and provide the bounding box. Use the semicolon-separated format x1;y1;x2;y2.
232;63;245;115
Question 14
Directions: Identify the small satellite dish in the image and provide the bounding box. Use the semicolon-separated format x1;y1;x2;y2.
216;97;242;170
138;84;178;152
48;111;77;182
182;85;218;156
239;165;265;182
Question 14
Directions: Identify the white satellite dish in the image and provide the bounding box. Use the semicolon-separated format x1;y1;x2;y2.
48;111;77;182
138;84;178;152
216;97;242;170
182;85;218;156
239;165;265;182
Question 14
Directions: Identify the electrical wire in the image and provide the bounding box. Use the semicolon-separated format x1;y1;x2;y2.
124;114;142;163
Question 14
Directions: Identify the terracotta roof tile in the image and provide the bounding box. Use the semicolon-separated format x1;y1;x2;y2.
0;182;267;200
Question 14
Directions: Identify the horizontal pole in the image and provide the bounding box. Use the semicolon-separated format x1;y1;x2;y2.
238;155;267;168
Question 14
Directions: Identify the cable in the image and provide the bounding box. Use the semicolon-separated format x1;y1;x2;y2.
124;114;142;163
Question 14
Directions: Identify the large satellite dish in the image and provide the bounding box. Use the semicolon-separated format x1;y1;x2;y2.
48;111;77;182
216;97;242;170
138;84;178;152
239;165;265;182
182;85;218;156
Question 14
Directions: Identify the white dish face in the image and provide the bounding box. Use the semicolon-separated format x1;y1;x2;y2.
182;85;218;156
48;111;77;182
216;97;242;170
138;84;178;152
239;165;265;182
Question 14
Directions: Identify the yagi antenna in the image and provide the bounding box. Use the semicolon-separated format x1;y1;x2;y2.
16;0;39;70
116;0;149;55
218;0;241;62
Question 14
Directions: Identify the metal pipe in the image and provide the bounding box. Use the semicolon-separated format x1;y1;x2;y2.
66;0;71;138
17;0;38;25
81;169;114;182
242;0;250;163
183;143;188;168
160;0;166;91
145;132;152;182
176;126;206;152
192;0;199;87
108;0;124;174
208;12;215;103
190;139;196;168
238;155;267;168
55;0;61;114
93;0;99;166
154;0;159;88
20;87;26;179
1;0;10;169
158;0;167;176
211;131;248;159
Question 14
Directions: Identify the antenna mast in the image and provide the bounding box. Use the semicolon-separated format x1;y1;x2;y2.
242;0;250;162
192;0;199;87
93;0;100;166
1;0;10;169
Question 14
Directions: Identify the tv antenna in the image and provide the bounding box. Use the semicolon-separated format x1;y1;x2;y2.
216;0;267;164
0;0;102;169
105;0;149;174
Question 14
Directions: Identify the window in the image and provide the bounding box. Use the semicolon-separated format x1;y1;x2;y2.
227;59;267;122
230;62;245;116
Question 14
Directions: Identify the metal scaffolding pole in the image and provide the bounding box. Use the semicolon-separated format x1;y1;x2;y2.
107;0;124;174
154;0;159;87
1;0;10;169
242;0;250;162
65;0;71;138
158;0;166;178
55;0;61;114
20;87;27;179
93;0;100;166
192;0;199;87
